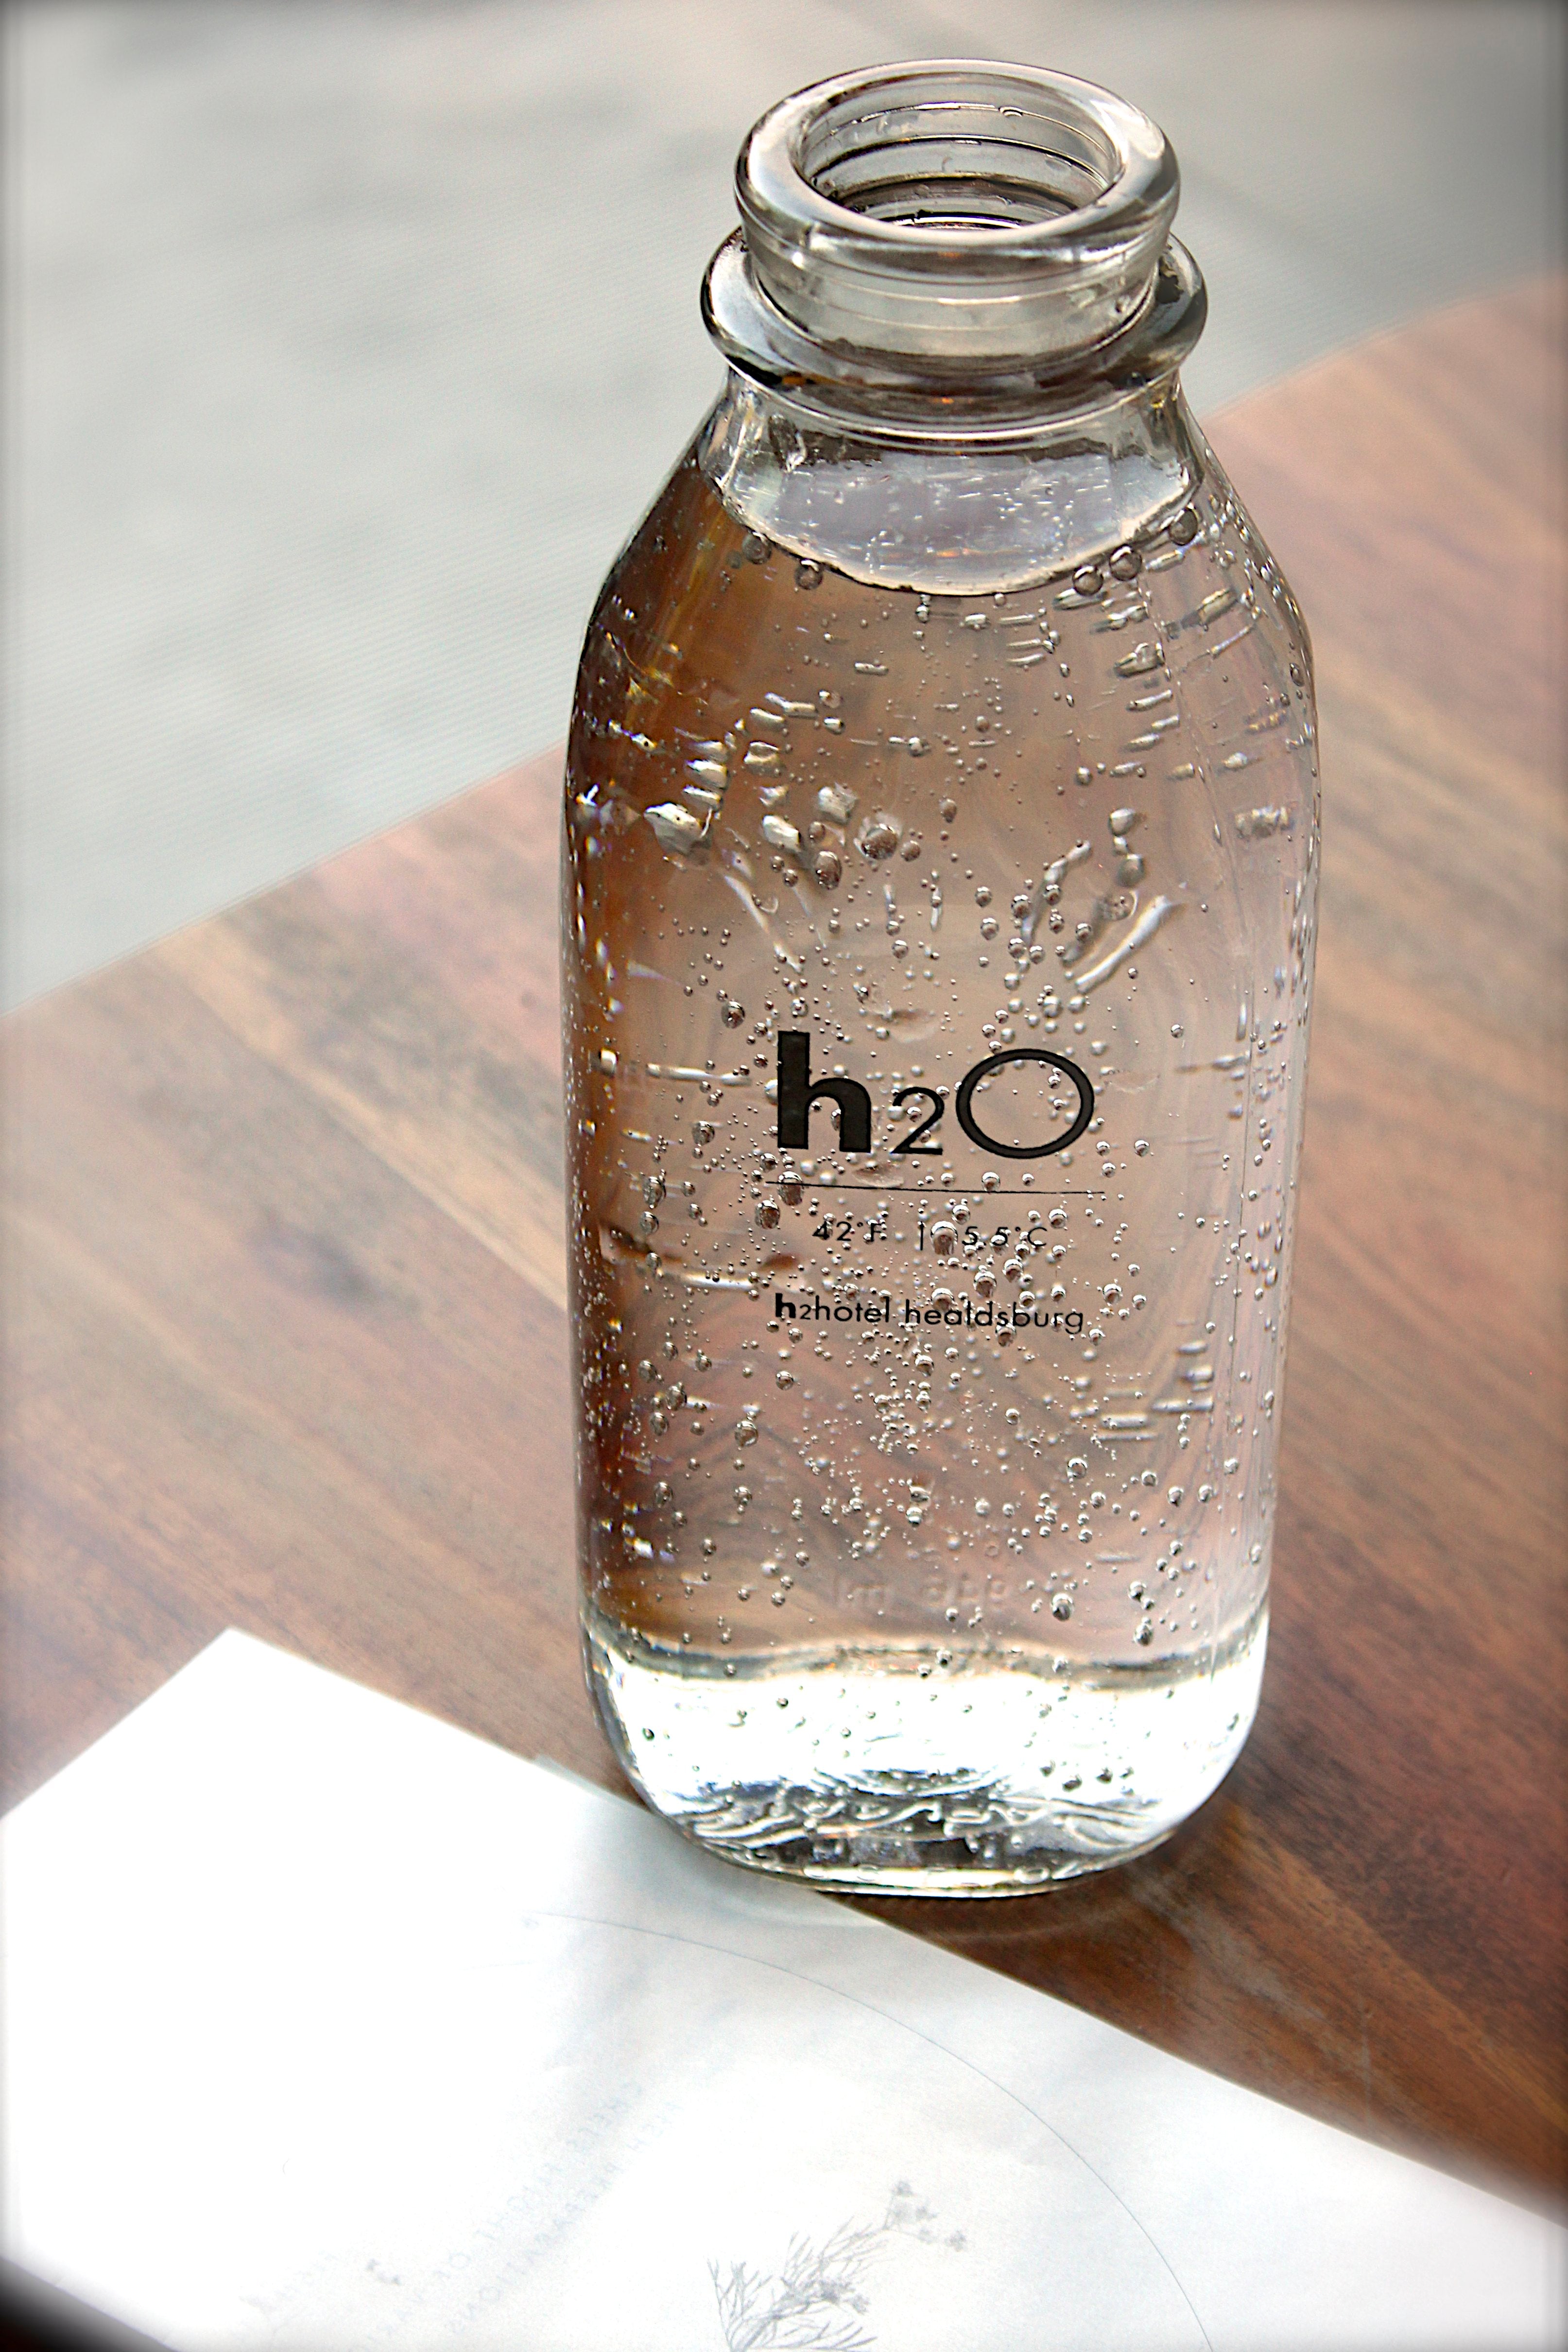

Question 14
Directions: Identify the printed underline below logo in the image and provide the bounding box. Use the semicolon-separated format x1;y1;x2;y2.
778;1184;1105;1196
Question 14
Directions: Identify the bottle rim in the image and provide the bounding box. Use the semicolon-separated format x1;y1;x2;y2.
732;61;1182;371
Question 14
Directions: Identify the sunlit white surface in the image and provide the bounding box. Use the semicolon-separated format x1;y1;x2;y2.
2;1634;1561;2349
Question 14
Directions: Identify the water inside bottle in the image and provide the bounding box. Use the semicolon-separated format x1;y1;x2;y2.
564;445;1316;1890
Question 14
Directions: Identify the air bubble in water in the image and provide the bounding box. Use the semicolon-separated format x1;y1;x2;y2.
1113;643;1163;678
645;802;707;854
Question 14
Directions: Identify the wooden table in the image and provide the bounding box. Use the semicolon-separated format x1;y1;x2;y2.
5;282;1563;2203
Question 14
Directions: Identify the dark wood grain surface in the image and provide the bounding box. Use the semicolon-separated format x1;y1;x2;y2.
4;281;1563;2200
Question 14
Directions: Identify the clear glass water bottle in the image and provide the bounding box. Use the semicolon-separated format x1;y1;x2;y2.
563;62;1317;1892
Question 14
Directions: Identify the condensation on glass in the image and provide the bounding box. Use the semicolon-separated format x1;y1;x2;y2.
562;63;1318;1892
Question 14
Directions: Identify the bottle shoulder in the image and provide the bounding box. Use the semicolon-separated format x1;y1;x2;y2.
696;375;1213;596
565;472;1318;948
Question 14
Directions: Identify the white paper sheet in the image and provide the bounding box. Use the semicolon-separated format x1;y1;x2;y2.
2;1633;1560;2350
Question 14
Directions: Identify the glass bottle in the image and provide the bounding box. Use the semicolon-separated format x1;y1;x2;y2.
562;63;1317;1892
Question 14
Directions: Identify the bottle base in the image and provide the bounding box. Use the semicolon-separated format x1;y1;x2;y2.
584;1605;1266;1896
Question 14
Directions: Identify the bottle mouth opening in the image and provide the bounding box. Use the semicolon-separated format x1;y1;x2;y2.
735;62;1180;368
795;74;1124;231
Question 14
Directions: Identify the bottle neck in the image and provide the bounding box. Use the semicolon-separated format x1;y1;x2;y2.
699;61;1208;592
